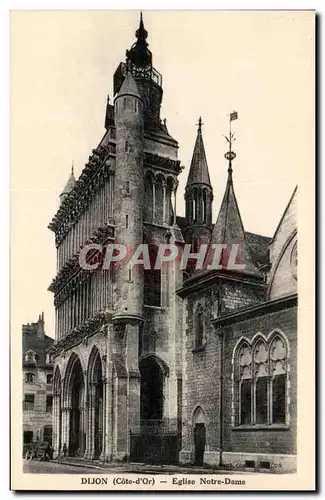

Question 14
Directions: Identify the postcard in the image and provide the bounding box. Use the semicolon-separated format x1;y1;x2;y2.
10;10;315;491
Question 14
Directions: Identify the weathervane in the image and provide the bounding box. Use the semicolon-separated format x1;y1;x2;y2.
223;111;238;173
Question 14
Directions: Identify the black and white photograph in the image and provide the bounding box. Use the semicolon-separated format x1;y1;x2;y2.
10;9;314;491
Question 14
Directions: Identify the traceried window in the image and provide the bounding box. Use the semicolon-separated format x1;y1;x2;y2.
235;333;288;426
195;305;205;348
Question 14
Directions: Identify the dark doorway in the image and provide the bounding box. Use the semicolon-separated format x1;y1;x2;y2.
69;359;84;456
43;425;52;445
23;431;33;444
93;356;103;459
140;357;164;421
194;423;206;466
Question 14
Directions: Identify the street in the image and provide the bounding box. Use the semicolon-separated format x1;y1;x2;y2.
23;460;103;475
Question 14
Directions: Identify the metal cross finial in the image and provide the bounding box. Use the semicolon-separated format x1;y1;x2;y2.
71;160;74;175
197;116;203;132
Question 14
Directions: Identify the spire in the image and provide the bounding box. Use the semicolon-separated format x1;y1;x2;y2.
186;118;211;188
136;12;148;41
60;163;76;201
126;12;152;68
115;70;142;101
207;144;262;278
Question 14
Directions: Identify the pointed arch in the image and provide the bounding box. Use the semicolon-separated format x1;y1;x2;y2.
192;405;207;425
139;354;167;421
53;365;62;395
267;229;297;299
87;345;103;385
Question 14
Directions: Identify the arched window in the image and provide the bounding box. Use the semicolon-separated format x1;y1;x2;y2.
202;190;207;223
195;306;204;348
234;333;288;426
238;343;252;425
123;98;127;110
144;246;161;307
270;335;287;423
192;189;197;222
47;374;53;384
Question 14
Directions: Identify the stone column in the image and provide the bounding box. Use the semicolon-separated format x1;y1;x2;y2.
100;377;107;461
126;324;141;460
173;181;178;225
52;393;61;455
152;180;156;222
61;406;71;452
87;383;96;459
162;180;167;225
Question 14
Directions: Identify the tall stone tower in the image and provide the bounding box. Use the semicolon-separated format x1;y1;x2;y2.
112;71;144;325
184;118;213;249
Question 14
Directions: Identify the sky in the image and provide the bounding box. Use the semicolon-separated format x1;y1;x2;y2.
10;10;314;339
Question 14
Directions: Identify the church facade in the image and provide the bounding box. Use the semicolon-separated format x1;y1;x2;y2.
48;15;297;471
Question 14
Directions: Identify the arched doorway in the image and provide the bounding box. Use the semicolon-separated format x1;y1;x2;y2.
193;406;206;466
139;356;164;422
68;357;84;456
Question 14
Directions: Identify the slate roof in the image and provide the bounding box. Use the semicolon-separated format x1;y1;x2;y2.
23;331;54;366
186;123;211;188
116;71;142;100
60;167;76;197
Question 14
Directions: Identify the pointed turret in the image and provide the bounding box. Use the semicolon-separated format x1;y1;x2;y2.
207;156;262;278
186;117;211;188
116;70;142;101
60;164;76;204
184;118;213;251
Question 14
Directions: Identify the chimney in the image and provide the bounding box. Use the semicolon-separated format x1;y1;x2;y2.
36;312;45;339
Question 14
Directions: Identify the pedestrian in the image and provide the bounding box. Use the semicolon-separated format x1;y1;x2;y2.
62;443;68;457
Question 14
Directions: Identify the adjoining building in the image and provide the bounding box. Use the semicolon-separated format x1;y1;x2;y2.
47;14;297;471
22;313;54;449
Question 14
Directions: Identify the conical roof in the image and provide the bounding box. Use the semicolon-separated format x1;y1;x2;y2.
206;168;262;278
60;166;76;198
186;118;211;188
116;71;142;100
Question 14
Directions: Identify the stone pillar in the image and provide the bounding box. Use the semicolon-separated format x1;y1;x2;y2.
100;377;107;461
162;180;167;224
115;376;128;461
152;180;156;222
52;393;61;455
173;181;178;225
87;384;96;459
61;406;71;452
126;324;141;459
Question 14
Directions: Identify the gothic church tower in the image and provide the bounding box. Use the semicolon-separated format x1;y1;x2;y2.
184;118;213;249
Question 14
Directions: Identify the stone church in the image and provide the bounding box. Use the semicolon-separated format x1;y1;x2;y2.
48;15;297;471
